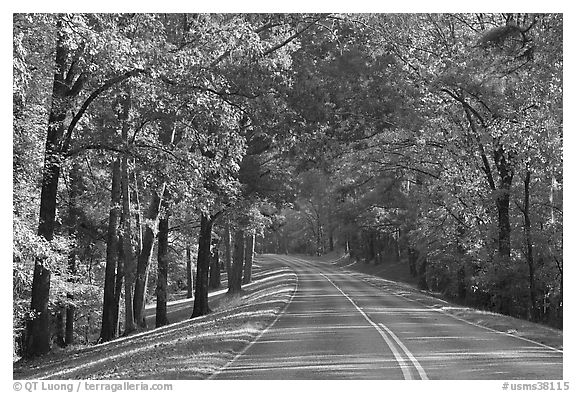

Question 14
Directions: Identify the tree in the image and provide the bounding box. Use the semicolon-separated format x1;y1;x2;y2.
99;159;122;342
14;13;562;357
186;243;194;299
155;208;170;328
191;213;214;317
243;232;255;284
24;13;152;356
209;237;222;289
229;228;245;294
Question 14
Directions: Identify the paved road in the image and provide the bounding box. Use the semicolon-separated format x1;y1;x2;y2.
213;254;563;380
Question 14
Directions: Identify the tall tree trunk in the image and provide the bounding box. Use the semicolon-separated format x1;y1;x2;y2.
186;243;193;299
192;213;213;317
209;238;221;289
118;91;137;335
55;304;65;347
456;219;467;301
229;229;245;294
26;20;70;355
101;159;122;342
494;146;514;264
408;248;418;277
275;232;281;254
243;232;255;284
155;210;170;328
64;161;82;346
65;293;74;345
133;188;164;328
316;213;323;256
417;254;429;291
224;219;232;289
463;104;514;265
113;235;124;335
26;18;142;354
132;167;143;255
496;192;512;261
520;169;537;320
136;108;178;324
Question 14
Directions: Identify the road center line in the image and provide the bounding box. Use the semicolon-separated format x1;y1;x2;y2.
278;255;429;379
358;275;563;353
318;271;425;380
378;323;428;380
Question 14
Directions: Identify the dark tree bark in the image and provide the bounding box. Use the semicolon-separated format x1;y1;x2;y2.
408;248;418;277
495;148;513;263
135;105;178;325
64;161;83;346
65;293;75;345
100;159;122;343
27;256;52;357
224;219;232;289
155;211;170;328
132;168;143;255
417;254;429;291
365;232;376;263
456;220;467;301
186;244;193;299
113;234;125;334
519;169;537;320
26;18;70;357
209;238;221;289
229;229;245;294
117;92;138;335
459;96;514;264
26;18;145;355
191;213;213;317
456;265;467;300
316;212;323;256
55;305;65;347
243;232;255;284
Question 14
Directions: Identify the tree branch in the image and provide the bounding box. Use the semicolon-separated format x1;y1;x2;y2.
66;143;131;158
61;68;147;153
262;16;325;57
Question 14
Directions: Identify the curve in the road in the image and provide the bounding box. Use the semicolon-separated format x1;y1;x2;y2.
212;254;562;380
319;270;428;380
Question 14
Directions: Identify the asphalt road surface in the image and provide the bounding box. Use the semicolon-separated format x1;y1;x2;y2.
212;254;563;380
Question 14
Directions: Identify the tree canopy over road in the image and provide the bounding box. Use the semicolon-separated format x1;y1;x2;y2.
13;13;562;359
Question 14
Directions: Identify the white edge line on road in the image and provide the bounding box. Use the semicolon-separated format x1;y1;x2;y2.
208;268;300;380
317;271;415;380
436;308;563;353
298;253;561;354
379;323;429;380
360;276;563;354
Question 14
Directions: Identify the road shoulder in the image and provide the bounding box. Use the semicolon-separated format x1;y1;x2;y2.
329;255;563;351
13;264;297;380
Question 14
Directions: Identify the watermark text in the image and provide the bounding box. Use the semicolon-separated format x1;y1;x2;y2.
14;381;173;393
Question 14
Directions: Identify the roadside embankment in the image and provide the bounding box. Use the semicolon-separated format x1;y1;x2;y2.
14;265;297;380
318;252;562;351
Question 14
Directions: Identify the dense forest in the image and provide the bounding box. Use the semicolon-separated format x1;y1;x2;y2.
13;13;562;359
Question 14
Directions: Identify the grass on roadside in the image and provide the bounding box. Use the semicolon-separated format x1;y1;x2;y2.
13;267;297;380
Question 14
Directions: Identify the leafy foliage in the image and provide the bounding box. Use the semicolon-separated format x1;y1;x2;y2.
13;13;563;358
